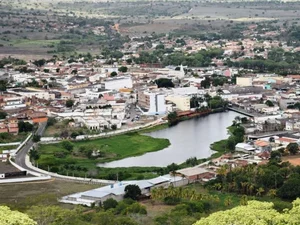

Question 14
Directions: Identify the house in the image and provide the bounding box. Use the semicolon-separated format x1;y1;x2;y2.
176;166;216;182
275;137;298;146
235;143;256;153
254;140;271;152
0;119;19;134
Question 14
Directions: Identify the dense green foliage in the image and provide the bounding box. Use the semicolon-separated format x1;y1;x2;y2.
155;78;174;88
66;99;74;108
36;133;170;178
0;206;36;225
124;185;142;200
229;48;300;74
18;121;34;133
0;111;7;120
26;199;146;225
0;57;26;68
206;157;300;201
133;49;223;67
195;199;300;225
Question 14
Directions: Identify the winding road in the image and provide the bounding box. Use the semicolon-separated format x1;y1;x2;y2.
15;122;47;171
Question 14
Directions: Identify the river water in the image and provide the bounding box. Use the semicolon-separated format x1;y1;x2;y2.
98;111;240;168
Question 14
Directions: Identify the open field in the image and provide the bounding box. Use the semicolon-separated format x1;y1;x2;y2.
0;179;100;211
1;0;300;57
43;120;99;137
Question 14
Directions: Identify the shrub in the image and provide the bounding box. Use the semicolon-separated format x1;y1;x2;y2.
103;198;118;211
163;196;181;205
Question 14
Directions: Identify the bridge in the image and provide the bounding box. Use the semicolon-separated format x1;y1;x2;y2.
227;106;256;118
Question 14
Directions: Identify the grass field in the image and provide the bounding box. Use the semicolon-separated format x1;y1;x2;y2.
0;179;100;211
0;133;28;144
37;132;170;175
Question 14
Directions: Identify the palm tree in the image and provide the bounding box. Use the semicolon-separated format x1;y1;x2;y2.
256;187;265;197
267;189;277;198
189;189;197;200
170;170;177;187
213;183;222;191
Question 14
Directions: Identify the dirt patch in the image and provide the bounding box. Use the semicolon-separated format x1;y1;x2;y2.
283;155;300;166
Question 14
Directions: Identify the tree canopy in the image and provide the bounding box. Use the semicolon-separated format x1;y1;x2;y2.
155;78;174;88
0;206;36;225
195;199;300;225
124;184;141;200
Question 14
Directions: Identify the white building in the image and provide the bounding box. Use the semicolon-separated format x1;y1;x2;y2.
165;95;190;111
7;88;55;100
10;73;35;85
172;86;198;96
138;90;166;115
60;175;188;207
236;77;253;87
102;76;133;90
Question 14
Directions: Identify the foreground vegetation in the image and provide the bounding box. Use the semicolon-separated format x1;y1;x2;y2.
195;199;300;225
1;179;296;225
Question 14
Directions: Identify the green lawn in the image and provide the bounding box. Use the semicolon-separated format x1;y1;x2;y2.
37;132;170;175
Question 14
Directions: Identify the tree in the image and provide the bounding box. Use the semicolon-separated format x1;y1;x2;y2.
103;198;118;210
287;143;299;155
155;78;174;88
0;206;36;225
200;77;211;89
277;178;300;199
0;80;8;92
270;150;281;163
32;135;41;143
195;199;300;225
66;99;74;108
118;66;128;73
61;140;74;151
47;117;57;127
124;184;141;200
29;147;40;161
18;121;34;133
226;136;236;152
33;59;46;67
0;111;7;119
167;111;177;125
111;71;118;77
265;100;274;107
185;157;198;166
70;132;78;139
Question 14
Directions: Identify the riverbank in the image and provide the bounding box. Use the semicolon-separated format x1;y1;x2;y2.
36;132;170;178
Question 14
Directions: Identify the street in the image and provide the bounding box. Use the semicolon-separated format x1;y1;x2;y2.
15;122;47;171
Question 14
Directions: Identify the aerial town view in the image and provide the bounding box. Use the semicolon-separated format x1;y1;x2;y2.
1;0;300;224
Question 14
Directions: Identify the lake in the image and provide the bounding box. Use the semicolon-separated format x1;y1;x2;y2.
98;111;240;168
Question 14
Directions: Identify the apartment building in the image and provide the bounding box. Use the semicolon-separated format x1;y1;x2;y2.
138;90;166;115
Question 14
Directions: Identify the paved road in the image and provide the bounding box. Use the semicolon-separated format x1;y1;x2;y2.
15;122;47;170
